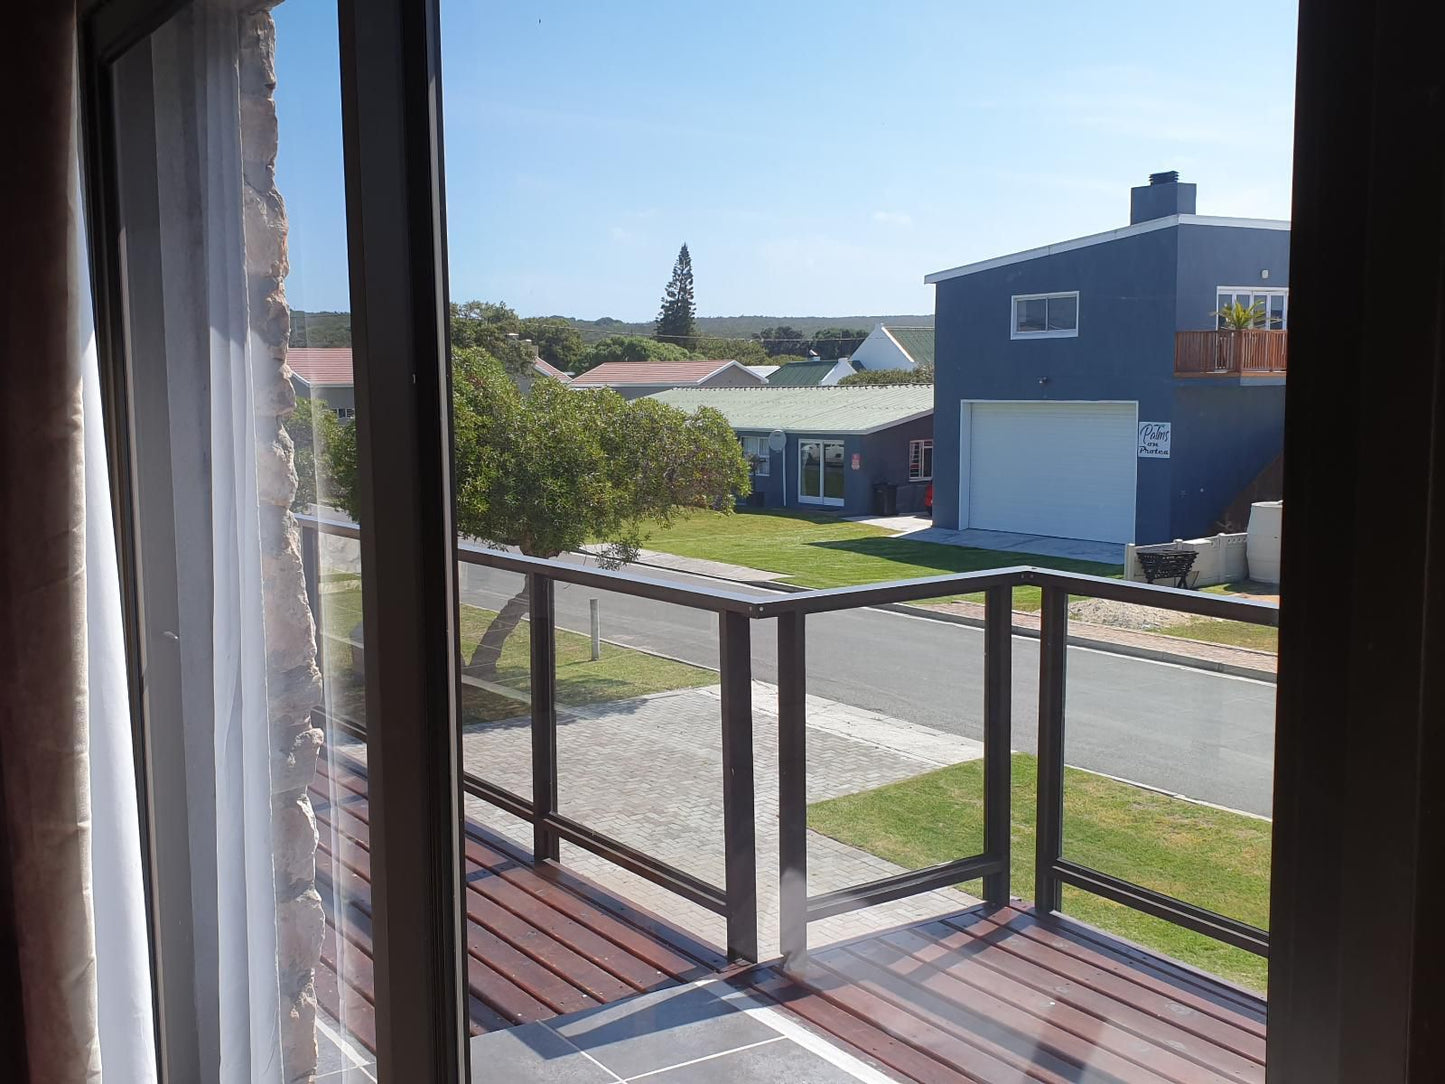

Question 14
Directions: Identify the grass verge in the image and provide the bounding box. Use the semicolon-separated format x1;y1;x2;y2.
807;753;1270;991
642;509;1120;611
319;585;715;725
1153;618;1278;653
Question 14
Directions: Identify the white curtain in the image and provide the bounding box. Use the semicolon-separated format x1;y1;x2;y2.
107;5;286;1080
70;3;286;1081
79;153;160;1083
153;7;284;1081
198;6;285;1076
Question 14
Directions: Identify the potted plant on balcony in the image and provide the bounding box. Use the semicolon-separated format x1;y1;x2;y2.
1210;299;1267;369
1214;298;1267;330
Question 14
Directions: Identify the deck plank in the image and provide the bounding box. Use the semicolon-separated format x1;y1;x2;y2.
463;864;673;991
933;913;1265;1070
858;930;1249;1084
306;747;717;1049
798;955;1076;1084
815;948;1155;1084
463;880;651;1002
734;967;979;1084
955;910;1267;1046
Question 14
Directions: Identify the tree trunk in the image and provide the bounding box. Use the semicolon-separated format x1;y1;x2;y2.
466;581;530;678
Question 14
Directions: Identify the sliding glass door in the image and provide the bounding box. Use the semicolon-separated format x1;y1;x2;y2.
798;440;844;506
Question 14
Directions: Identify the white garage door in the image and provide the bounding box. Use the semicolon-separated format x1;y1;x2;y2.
965;402;1137;543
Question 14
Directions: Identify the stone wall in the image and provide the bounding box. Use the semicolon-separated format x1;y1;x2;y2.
240;9;327;1082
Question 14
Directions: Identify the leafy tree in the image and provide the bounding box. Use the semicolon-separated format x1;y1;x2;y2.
769;354;813;367
810;327;870;360
317;349;749;676
654;243;697;349
838;365;935;386
290;310;352;347
578;335;694;370
519;316;587;372
753;325;809;357
450;300;522;350
691;336;770;367
285;396;347;512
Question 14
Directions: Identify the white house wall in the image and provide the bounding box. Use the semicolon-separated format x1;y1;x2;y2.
851;324;915;371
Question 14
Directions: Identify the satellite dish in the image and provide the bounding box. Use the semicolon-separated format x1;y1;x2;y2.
767;429;786;452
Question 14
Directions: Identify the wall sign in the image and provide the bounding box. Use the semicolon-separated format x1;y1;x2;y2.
1137;422;1171;459
851;453;862;470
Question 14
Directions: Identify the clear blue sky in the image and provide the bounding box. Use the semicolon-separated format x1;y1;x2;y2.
273;1;1298;320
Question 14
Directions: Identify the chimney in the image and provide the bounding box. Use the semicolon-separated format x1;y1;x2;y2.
1129;170;1196;224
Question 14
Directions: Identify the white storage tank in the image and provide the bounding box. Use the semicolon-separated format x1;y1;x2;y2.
1246;501;1283;584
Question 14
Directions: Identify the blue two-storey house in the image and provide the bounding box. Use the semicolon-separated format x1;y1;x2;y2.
927;172;1288;548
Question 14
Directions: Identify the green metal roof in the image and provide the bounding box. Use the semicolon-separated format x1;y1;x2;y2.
765;359;853;386
648;386;933;435
885;326;935;367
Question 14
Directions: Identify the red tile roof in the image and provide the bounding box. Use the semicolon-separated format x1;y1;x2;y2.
570;360;751;386
287;346;571;385
287;347;354;386
531;358;572;382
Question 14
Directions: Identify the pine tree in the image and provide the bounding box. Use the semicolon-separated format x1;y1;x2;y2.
654;243;697;350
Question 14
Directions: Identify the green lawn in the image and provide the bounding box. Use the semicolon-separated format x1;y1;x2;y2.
1154;618;1278;653
643;509;1120;611
319;585;715;725
808;753;1270;991
1162;583;1279;652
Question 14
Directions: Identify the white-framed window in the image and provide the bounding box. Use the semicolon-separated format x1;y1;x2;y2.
1011;291;1079;339
740;434;771;476
335;406;356;421
1216;286;1288;330
908;438;934;482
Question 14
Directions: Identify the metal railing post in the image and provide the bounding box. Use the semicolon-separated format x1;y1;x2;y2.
530;573;560;862
777;611;808;969
982;585;1013;906
718;611;758;962
1034;584;1068;914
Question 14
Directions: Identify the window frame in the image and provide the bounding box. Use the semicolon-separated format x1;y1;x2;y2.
908;438;933;482
1010;290;1080;340
1216;285;1289;330
740;434;771;477
79;0;469;1079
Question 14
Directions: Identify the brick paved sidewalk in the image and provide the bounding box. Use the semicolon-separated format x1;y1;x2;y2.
460;681;985;960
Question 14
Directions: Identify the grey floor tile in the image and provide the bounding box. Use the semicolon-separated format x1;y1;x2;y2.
469;1022;619;1083
549;985;778;1079
313;1065;378;1084
635;1037;866;1082
316;1029;355;1076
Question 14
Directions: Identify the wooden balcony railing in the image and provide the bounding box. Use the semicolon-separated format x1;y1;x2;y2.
1176;329;1288;376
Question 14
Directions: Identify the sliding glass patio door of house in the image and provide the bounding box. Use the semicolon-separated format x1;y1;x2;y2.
798;440;844;506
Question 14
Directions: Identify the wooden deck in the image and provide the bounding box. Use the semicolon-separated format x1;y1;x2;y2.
741;906;1266;1084
311;748;1265;1081
309;748;728;1051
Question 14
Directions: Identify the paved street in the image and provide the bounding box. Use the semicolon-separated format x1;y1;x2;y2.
458;557;1277;817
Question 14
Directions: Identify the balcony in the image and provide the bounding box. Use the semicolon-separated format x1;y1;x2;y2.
303;518;1274;1082
1175;329;1288;376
